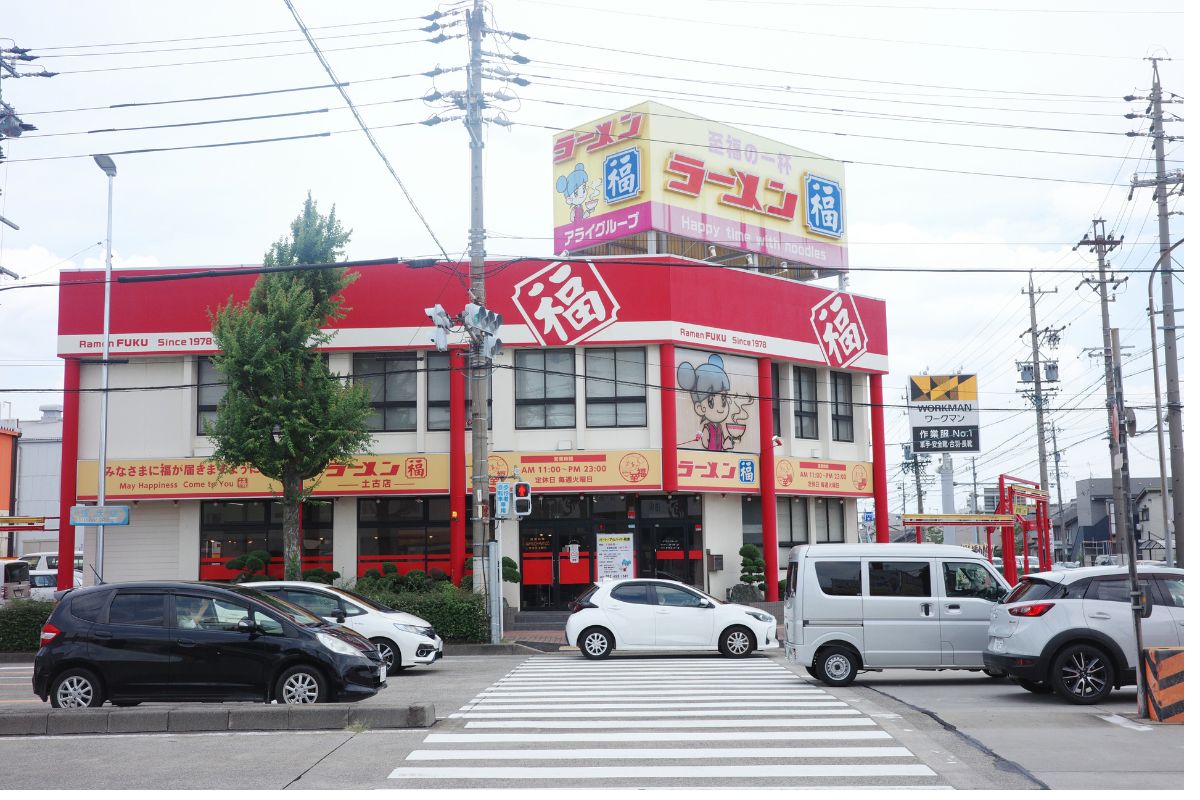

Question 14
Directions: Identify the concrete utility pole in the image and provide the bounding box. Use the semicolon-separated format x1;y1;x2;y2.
1127;58;1184;567
1021;274;1058;523
466;0;489;594
1076;221;1130;559
1050;425;1068;560
971;456;980;545
1109;328;1137;561
938;456;955;544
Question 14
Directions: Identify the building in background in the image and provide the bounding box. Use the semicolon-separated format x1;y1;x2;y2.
1070;477;1172;563
1;406;66;557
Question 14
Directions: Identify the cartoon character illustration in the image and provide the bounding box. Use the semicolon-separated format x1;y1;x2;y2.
677;354;752;451
555;162;600;223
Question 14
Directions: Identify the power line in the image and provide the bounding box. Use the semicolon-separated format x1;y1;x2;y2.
280;0;451;264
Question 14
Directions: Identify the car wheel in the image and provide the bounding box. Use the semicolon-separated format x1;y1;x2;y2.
804;666;821;681
718;625;755;658
1014;677;1053;694
1050;643;1114;704
984;668;1006;679
371;638;402;676
50;668;105;709
578;627;614;659
813;646;858;687
275;664;328;705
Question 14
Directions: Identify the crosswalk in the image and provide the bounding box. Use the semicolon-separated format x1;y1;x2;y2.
388;654;948;789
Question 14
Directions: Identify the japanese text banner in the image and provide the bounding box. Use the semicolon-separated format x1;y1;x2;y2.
676;452;760;492
481;451;662;492
774;458;873;497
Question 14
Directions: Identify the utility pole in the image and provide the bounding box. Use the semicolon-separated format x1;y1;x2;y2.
1110;328;1137;561
1;43;56;230
1050;425;1068;561
1076;221;1131;560
465;0;490;598
971;456;980;545
937;456;955;544
1020;273;1059;503
901;445;927;515
1127;57;1184;567
897;481;907;515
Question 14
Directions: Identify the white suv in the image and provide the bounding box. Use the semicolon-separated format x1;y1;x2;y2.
983;566;1183;704
254;582;443;675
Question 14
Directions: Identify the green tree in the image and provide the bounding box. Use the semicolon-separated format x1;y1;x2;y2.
207;194;373;580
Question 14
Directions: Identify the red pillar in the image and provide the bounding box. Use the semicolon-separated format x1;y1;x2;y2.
449;347;467;585
758;358;778;601
58;358;81;590
660;344;678;493
869;373;890;543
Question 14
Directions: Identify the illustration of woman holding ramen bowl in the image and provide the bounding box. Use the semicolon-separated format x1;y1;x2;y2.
677;353;752;452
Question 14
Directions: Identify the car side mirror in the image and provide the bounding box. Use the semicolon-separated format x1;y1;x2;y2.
332;609;346;623
236;617;259;634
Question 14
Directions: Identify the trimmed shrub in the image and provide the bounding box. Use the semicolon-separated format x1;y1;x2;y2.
301;568;341;585
0;600;55;652
739;544;767;591
352;586;488;642
225;549;271;583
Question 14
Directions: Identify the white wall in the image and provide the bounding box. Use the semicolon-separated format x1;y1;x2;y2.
91;501;184;582
702;494;744;600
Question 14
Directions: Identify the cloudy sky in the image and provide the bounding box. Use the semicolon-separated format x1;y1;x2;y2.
0;0;1186;519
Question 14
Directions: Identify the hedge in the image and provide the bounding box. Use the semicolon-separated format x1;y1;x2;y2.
0;600;55;652
353;584;489;642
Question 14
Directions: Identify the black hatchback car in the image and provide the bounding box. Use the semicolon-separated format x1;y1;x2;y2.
34;581;387;709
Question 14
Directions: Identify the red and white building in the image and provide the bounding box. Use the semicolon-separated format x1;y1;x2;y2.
55;254;889;607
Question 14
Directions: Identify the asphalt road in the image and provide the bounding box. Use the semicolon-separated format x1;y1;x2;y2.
0;651;1183;790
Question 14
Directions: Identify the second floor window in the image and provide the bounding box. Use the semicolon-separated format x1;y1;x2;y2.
427;352;490;431
354;353;417;432
794;366;818;439
196;356;226;435
585;348;646;427
515;349;576;429
831;371;854;442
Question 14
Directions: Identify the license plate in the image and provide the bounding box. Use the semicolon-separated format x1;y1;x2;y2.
988;637;1005;653
379;666;386;682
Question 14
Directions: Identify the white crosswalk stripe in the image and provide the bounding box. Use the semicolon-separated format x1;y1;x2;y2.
390;655;948;788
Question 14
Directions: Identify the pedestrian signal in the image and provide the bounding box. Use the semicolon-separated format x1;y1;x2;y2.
514;481;532;517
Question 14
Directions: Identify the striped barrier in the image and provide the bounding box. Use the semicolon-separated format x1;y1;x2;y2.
1143;647;1183;724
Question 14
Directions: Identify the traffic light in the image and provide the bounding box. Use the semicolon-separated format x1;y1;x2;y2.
514;481;532;517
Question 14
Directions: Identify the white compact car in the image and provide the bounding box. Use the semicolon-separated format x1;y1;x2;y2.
28;569;83;600
563;578;778;659
253;581;443;675
983;565;1184;704
20;552;84;573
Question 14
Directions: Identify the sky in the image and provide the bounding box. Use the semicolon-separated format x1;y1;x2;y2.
0;0;1188;521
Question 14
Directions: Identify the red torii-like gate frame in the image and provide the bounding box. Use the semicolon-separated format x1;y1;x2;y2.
901;512;1020;572
987;474;1052;585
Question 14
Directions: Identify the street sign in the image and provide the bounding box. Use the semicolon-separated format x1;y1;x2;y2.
863;511;875;523
69;505;131;526
494;481;514;520
908;374;981;453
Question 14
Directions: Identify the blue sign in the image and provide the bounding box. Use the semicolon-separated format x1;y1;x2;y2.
863;511;875;523
69;505;130;526
738;459;755;484
805;173;844;238
494;482;513;518
603;146;641;204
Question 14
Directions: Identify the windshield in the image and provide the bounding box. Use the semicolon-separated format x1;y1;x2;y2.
234;586;327;627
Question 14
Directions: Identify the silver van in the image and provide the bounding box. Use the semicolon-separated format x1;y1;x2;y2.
784;544;1010;686
1;559;33;606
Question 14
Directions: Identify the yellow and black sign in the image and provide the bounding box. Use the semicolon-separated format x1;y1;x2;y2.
909;374;978;403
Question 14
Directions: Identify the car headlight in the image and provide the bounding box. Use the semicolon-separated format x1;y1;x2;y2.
746;611;774;623
394;623;429;636
317;631;365;657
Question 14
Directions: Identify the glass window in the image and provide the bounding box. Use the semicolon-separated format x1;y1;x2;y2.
108;593;167;627
357;497;458;568
200;500;332;564
3;561;29;582
653;584;705;607
253;610;285;636
779;498;809;547
585;348;647;427
943;562;1005;601
70;590;111;622
868;561;932;597
175;595;250;631
1002;578;1066;604
611;584;651;605
815;561;862;596
354;353;417;432
196;356;227;435
30;574;56;588
1087;577;1132;603
515;349;576;429
427;352;490;431
1155;575;1183;608
794;366;819;439
283;590;340;618
831;371;854;442
785;562;798;598
813;498;846;543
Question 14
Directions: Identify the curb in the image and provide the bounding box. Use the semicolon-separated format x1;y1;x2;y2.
0;653;35;664
0;702;435;737
443;642;543;656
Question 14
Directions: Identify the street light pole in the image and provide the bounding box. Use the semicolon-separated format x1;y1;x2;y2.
93;154;116;583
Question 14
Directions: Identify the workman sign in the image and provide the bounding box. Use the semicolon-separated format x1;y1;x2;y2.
908;374;980;453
